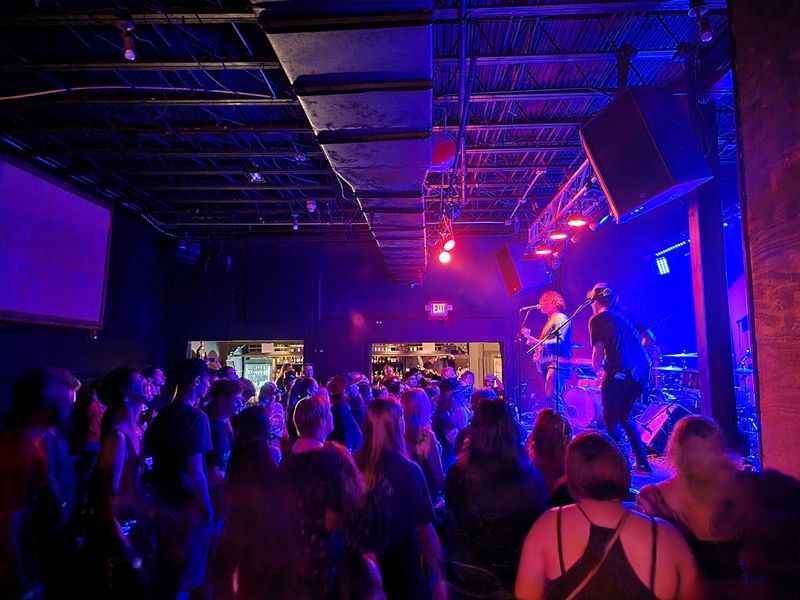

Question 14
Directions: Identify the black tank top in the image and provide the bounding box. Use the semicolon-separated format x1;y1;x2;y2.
544;506;659;600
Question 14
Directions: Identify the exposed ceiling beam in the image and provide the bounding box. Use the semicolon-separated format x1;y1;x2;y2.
145;184;334;191
466;143;581;155
5;3;726;27
428;165;572;174
432;119;583;133
0;60;281;72
161;197;338;204
433;1;727;20
124;169;330;177
6;11;258;26
46;96;298;106
4;124;314;136
435;49;675;67
437;89;611;103
54;149;324;159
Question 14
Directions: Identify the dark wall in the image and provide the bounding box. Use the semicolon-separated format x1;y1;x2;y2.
730;1;800;476
164;234;538;399
0;209;167;402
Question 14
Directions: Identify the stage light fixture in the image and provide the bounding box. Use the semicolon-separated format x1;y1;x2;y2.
549;231;568;241
438;250;452;264
566;214;588;228
656;256;670;276
534;246;553;256
443;236;455;251
247;171;264;183
698;16;713;43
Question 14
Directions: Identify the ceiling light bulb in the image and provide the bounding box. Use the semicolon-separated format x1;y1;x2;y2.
534;246;553;256
443;237;455;251
438;250;452;264
549;231;568;241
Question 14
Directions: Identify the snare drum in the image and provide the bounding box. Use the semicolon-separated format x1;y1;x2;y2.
563;386;602;429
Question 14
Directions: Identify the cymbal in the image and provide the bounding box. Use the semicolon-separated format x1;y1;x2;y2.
656;365;698;373
663;352;699;359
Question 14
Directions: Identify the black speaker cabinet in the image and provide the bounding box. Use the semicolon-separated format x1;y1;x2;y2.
638;403;693;454
580;87;712;223
495;244;522;296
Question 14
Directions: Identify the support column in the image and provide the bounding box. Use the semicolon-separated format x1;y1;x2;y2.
730;1;800;476
687;100;738;448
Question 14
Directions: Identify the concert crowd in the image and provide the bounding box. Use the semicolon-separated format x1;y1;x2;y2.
0;357;797;600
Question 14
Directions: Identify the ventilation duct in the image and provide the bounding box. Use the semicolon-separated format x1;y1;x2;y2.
252;1;433;284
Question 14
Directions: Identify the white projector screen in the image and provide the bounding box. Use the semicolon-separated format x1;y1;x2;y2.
0;159;112;329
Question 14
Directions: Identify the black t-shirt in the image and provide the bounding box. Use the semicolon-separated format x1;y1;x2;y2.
207;418;234;472
360;451;435;600
589;309;650;382
144;401;212;506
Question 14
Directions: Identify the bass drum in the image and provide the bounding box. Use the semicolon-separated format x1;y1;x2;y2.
563;386;602;429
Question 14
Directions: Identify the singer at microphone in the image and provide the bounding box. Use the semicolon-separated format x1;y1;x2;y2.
519;291;573;410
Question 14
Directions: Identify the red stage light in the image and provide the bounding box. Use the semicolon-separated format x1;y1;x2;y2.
443;237;455;251
534;246;552;256
549;231;568;240
566;214;588;227
438;250;452;264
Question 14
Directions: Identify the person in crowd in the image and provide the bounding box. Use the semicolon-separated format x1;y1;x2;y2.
286;376;320;438
206;350;222;372
526;408;574;506
637;416;742;586
213;405;283;599
401;388;445;501
326;375;363;451
238;377;256;406
433;378;470;470
483;373;504;400
71;381;106;505
277;366;297;405
381;363;396;383
302;363;314;379
453;387;498;456
281;441;384;599
710;469;800;600
459;370;475;398
347;381;367;428
204;379;243;516
219;366;239;381
357;379;374;406
515;431;701;600
372;384;390;401
0;367;79;598
87;367;150;597
144;358;213;599
356;399;448;600
257;381;286;458
446;401;546;592
291;392;334;455
384;376;403;398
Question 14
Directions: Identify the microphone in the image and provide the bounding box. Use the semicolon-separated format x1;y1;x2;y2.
519;304;541;312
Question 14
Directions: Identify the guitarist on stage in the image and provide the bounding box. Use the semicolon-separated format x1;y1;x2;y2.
521;291;572;411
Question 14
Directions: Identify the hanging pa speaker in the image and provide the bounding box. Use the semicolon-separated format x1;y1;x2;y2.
580;87;712;223
495;244;523;296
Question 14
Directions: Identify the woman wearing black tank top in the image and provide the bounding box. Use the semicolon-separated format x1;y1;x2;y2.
516;432;701;600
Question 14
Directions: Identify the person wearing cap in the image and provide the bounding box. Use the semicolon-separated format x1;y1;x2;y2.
587;283;652;472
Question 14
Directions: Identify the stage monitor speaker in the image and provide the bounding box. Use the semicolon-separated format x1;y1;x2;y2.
580;87;712;223
495;244;522;296
638;402;693;454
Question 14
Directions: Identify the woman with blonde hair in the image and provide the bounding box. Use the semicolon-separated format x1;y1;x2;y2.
356;400;448;600
637;416;742;585
401;388;445;500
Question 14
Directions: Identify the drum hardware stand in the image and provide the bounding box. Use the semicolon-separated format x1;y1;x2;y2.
528;296;594;416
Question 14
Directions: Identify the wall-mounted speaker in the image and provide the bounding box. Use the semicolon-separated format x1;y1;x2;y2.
580;87;712;223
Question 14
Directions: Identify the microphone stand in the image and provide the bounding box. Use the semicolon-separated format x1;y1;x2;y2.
528;296;594;414
515;307;534;418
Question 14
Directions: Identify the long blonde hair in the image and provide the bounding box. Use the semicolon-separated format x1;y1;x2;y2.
356;399;407;491
401;388;432;450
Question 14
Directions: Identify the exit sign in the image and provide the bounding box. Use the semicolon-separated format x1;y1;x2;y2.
425;301;453;320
